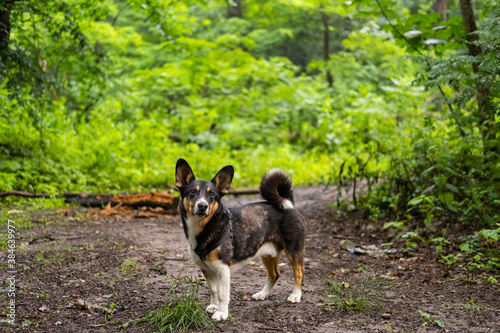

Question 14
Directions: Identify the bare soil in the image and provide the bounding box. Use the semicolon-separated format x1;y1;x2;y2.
1;187;499;332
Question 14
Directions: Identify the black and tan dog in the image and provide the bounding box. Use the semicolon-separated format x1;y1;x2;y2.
175;158;306;321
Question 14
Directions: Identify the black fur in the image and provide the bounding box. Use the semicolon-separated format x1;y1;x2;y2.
177;178;231;255
175;160;305;265
175;158;306;318
260;169;295;209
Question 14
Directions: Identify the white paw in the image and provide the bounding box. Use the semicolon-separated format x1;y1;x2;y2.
206;304;218;314
252;291;269;301
287;292;301;303
211;310;228;321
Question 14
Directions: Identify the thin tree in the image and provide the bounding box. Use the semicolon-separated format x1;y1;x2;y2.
0;1;12;52
458;0;494;155
321;12;333;88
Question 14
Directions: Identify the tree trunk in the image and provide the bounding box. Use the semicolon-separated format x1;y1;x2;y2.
432;0;449;21
459;0;481;59
458;0;494;155
0;3;11;52
458;0;486;112
321;12;333;88
227;0;242;19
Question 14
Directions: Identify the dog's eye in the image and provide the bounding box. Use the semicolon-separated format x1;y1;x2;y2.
208;191;215;198
189;190;197;197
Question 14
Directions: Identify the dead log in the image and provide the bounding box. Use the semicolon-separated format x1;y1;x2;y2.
109;191;179;210
65;194;112;207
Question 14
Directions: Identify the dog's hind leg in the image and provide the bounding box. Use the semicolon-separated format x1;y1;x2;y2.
252;254;281;301
285;250;305;303
202;269;218;314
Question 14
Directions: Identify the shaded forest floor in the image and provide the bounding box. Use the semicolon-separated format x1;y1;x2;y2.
2;187;499;332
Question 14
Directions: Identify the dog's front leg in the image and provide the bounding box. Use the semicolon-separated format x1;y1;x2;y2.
211;265;230;321
202;269;218;314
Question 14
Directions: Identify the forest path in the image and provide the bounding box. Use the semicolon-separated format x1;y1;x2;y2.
3;187;499;332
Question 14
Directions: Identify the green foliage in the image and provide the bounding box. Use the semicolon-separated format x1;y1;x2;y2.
1;0;110;110
461;297;484;312
435;225;500;276
136;274;212;333
455;224;500;273
119;258;140;274
429;237;451;254
439;253;462;266
418;310;445;328
325;276;379;313
2;0;428;193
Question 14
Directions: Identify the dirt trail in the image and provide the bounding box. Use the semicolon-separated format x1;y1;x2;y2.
1;187;499;332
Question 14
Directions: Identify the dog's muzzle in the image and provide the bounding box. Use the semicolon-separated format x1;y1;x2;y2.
193;200;209;217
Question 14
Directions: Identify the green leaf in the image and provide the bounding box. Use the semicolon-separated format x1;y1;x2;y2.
421;185;436;195
444;183;459;193
438;192;454;206
418;310;431;320
425;213;434;226
421;166;435;177
435;319;445;327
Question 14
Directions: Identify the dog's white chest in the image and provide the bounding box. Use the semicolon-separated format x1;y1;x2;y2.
188;245;206;267
185;216;203;248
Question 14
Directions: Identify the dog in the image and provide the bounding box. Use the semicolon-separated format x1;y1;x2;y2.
175;158;306;321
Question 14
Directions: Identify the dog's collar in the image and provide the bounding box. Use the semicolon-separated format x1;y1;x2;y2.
194;209;233;263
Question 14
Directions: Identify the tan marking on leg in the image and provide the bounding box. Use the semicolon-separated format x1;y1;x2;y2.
262;256;281;286
285;250;305;292
204;249;219;262
290;260;304;291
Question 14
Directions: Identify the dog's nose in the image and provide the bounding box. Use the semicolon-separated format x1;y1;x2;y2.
197;201;208;211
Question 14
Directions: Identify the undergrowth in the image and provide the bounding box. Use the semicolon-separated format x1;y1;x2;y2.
136;274;212;333
325;275;380;314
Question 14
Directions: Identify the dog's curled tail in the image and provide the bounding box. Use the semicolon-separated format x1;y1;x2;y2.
260;168;295;210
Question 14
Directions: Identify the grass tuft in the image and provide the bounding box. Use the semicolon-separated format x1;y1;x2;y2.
136;274;212;333
119;258;141;274
325;275;380;313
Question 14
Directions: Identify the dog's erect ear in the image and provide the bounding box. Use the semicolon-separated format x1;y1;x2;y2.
211;165;234;196
175;158;196;189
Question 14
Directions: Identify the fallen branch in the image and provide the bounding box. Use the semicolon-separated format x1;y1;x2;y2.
0;190;55;198
0;190;179;210
29;234;56;244
0;191;109;207
66;194;112;207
